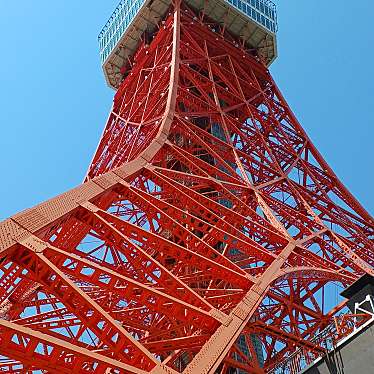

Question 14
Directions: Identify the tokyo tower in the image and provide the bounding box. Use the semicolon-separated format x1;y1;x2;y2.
0;0;373;373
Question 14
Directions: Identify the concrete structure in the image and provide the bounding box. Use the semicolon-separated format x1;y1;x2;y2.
302;319;374;374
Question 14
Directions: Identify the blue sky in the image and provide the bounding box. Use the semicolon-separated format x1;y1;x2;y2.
0;0;372;220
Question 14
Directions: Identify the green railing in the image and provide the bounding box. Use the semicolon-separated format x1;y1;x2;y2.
98;0;147;64
225;0;277;33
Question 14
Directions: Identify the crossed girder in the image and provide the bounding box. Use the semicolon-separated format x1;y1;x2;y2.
0;1;373;373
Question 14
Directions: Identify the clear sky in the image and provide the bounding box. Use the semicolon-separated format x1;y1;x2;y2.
0;0;373;220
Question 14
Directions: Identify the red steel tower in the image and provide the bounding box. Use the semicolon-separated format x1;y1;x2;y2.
0;0;373;373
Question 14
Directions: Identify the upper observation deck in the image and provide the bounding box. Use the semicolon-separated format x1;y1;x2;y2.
99;0;278;89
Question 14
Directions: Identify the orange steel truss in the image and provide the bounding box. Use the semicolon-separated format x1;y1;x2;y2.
0;2;373;373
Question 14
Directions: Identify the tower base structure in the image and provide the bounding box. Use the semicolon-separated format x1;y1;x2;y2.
0;1;373;373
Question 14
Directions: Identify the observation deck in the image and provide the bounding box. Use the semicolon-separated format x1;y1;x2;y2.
98;0;278;90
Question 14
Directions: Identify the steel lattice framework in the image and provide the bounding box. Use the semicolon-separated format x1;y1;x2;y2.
0;2;373;373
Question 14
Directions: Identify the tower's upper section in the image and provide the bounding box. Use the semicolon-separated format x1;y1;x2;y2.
99;0;278;90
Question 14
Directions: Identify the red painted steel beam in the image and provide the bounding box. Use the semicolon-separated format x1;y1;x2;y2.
0;1;373;373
